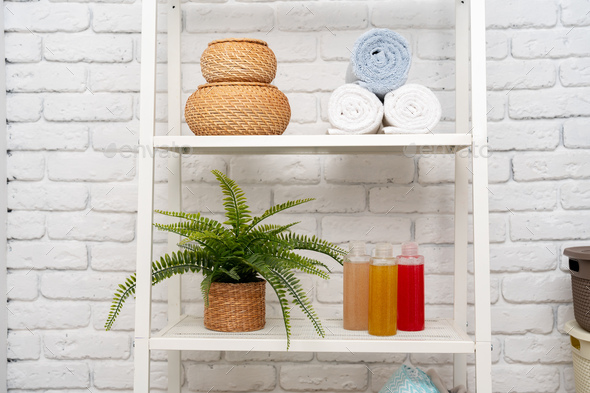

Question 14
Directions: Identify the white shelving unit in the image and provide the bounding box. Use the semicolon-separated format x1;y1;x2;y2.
133;0;492;391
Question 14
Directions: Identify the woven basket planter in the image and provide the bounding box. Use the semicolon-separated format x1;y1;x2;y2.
204;280;266;332
201;38;277;84
185;82;291;136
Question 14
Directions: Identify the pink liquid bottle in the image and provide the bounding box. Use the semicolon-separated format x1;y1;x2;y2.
343;242;370;330
397;242;425;331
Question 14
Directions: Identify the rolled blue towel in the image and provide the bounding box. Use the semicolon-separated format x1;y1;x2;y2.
349;29;412;100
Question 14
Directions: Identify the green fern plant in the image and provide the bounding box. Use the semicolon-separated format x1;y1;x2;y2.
105;169;345;348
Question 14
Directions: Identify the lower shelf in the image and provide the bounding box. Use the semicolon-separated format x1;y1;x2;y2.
150;315;474;354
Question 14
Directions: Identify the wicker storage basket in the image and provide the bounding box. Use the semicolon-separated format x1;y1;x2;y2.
185;82;291;136
204;280;266;332
201;38;277;84
565;246;590;331
565;320;590;393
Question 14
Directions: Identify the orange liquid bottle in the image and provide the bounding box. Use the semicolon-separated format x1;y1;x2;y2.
368;243;398;336
343;242;370;330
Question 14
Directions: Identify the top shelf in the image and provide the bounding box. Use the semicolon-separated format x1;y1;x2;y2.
153;134;472;155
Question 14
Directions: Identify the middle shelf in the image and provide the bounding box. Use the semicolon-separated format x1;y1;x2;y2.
151;315;474;354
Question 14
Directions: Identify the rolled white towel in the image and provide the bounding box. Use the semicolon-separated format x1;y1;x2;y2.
328;84;384;135
382;84;442;134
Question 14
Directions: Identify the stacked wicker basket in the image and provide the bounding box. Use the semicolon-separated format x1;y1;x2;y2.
185;38;291;136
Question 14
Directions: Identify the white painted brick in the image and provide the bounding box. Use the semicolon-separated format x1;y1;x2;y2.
230;156;319;184
486;31;509;60
486;0;557;28
487;60;556;90
278;3;368;32
407;61;455;91
417;30;508;61
4;3;89;32
91;242;136;272
488;121;559;151
513;151;590;181
44;331;130;359
283;121;333;135
370;185;454;214
563;118;590;149
421;246;459;274
94;361;168;389
317;352;406;363
7;362;89;389
562;182;590;209
280;364;367;391
8;123;88;151
7;271;38;301
488;182;556;212
92;302;168;332
370;364;402;392
489;244;557;273
492;305;554;334
320;30;393;62
321;216;411;244
187;364;276;392
7;331;41;360
6;93;42;122
561;0;590;26
7;211;45;240
557;305;575;334
316;273;342;303
182;184;270;214
225;351;313;362
47;212;135;242
275;63;348;93
262;214;318;237
5;33;42;63
564;364;576;392
182;156;228;183
44;94;133;121
7;152;45;181
91;4;163;33
510;212;590;241
286;93;317;123
325;155;415;184
372;1;453;29
492;365;560;393
185;4;274;33
91;122;139;152
509;88;590;119
487;91;506;121
505;336;571;364
274;185;365;213
503;273;571;303
48;153;135;181
90;64;140;92
90;184;137;212
8;241;88;270
8;300;90;329
41;271;129;300
425;274;453;305
7;63;86;93
416;215;506;244
8;182;88;211
512;28;590;59
560;57;590;87
45;34;133;62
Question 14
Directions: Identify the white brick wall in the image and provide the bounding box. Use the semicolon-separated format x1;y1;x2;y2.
5;0;589;392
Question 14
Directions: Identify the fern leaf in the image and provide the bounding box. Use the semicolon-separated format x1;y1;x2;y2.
212;169;251;236
246;199;314;233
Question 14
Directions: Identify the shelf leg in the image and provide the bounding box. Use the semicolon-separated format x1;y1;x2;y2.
453;0;470;388
168;351;182;393
470;0;492;391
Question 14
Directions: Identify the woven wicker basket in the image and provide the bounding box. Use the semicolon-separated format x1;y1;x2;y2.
566;247;590;331
185;82;291;136
201;38;277;84
204;280;266;332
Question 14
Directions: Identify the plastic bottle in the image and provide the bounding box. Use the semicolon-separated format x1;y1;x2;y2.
368;243;398;336
343;242;370;331
397;242;425;331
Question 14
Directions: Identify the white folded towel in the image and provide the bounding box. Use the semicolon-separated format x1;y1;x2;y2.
382;84;442;134
328;84;384;135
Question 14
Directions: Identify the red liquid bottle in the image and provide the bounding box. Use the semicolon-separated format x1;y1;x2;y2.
397;242;425;331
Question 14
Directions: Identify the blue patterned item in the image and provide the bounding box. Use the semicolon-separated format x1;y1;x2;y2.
378;365;440;393
350;29;412;100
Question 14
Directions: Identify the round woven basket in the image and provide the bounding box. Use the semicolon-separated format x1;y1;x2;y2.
201;38;277;83
185;82;291;136
204;279;266;332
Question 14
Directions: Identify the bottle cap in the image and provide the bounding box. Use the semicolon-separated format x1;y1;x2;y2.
348;241;366;256
374;242;394;258
401;242;419;256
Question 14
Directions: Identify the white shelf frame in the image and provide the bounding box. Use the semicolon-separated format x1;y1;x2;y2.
133;0;492;391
